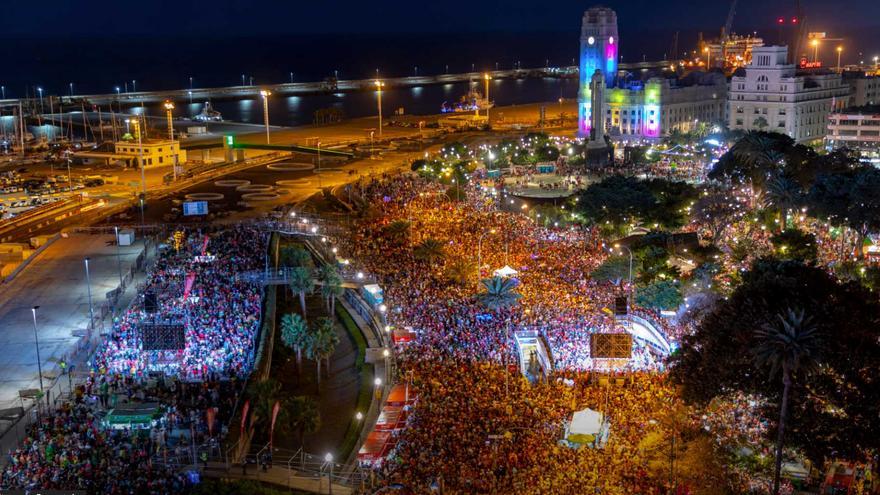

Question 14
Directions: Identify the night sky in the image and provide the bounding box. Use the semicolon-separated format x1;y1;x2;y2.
1;0;877;36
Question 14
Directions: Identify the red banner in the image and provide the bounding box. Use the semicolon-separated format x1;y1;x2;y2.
269;400;281;447
240;400;250;435
183;272;196;300
206;407;216;436
201;235;210;255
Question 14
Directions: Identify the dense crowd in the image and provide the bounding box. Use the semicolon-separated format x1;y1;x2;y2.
2;226;264;493
93;226;266;379
342;174;721;492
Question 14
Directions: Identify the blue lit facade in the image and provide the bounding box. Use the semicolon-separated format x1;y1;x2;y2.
578;7;618;137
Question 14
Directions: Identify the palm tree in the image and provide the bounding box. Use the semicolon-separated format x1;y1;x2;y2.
476;276;522;311
384;220;411;244
288;395;321;447
306;317;340;388
764;174;802;229
414;238;446;265
280;313;309;372
287;266;314;317
752;308;822;495
281;246;311;268
316;265;343;314
445;258;477;286
246;378;285;438
732;132;786;194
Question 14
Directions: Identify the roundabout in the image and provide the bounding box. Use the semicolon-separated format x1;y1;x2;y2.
236;184;274;192
214;179;251;188
266;162;315;172
184;192;225;201
241;192;281;201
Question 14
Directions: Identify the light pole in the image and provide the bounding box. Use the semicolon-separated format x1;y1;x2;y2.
260;90;271;144
483;73;491;121
614;243;634;309
241;74;245;86
189;76;193;90
836;46;843;74
164;100;177;180
69;82;73;97
324;453;334;495
704;47;710;68
476;229;496;283
128;118;146;226
66;151;73;194
289;72;294;84
812;39;820;63
31;306;44;398
131;80;136;92
1;85;5;99
382;348;391;384
114;226;123;286
374;80;384;138
84;257;94;330
37;87;44;113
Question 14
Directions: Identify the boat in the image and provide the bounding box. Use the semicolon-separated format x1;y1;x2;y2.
441;89;494;113
193;102;222;122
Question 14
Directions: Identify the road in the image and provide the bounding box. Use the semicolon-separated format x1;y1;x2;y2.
0;233;145;410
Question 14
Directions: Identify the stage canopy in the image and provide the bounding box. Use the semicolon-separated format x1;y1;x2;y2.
493;265;518;278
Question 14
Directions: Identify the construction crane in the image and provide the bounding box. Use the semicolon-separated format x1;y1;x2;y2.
720;0;738;64
792;0;807;64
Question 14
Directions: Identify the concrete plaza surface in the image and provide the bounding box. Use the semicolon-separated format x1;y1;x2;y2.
0;233;144;410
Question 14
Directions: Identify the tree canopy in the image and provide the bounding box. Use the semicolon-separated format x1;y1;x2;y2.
670;259;880;464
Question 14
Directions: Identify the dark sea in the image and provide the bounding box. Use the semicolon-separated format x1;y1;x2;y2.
1;28;876;127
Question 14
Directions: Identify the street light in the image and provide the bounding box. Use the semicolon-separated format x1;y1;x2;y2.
614;243;634;294
37;87;44;113
84;258;94;330
324;453;334;495
164;101;177;180
374;80;384;138
483;73;492;121
260;90;271;144
31;306;44;399
811;39;820;63
836;46;843;74
114;226;124;286
704;47;710;68
476;228;496;282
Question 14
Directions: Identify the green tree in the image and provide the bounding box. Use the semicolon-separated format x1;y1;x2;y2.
384;220;411;244
769;229;817;263
280;313;309;372
414;238;446;265
287;266;314;317
670;259;880;465
288;395;321;447
575;175;656;230
306;317;339;388
476;276;522;311
752;308;822;495
691;191;742;241
280;246;311;268
635;280;683;311
590;255;634;283
445;258;477;286
317;264;342;314
764;175;802;229
246;378;286;438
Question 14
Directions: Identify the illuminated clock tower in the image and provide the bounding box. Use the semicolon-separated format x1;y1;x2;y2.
578;6;618;138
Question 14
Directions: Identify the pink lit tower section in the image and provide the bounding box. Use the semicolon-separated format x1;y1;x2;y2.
577;6;618;138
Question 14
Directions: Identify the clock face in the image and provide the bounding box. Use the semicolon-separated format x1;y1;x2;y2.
588;36;595;45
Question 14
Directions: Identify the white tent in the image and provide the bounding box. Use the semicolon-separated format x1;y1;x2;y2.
570;408;603;436
493;265;519;278
564;408;610;448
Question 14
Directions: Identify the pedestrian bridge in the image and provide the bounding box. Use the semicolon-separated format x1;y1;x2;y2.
514;331;554;382
235;267;368;289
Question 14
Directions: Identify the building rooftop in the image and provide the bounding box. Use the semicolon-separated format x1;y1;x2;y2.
837;104;880;115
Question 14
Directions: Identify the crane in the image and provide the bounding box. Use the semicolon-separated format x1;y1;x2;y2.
792;0;807;64
720;0;738;65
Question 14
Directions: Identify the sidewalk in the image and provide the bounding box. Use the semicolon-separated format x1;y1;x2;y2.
203;462;354;494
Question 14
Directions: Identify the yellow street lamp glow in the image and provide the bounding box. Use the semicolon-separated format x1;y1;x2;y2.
260;89;271;97
163;100;174;110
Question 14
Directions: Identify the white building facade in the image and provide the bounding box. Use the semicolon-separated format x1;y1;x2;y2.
728;45;850;143
826;108;880;156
